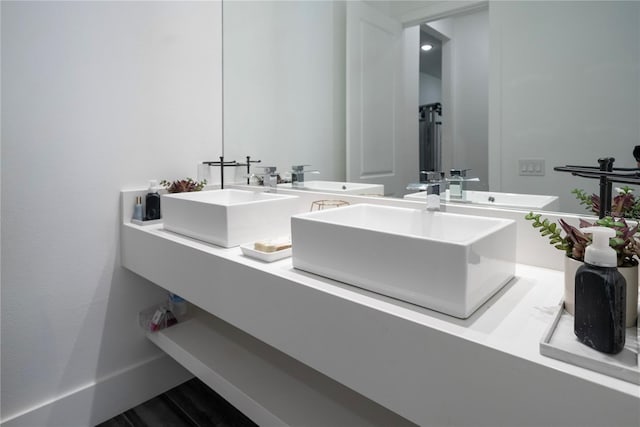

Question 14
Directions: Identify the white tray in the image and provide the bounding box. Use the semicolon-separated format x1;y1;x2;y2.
131;218;163;226
240;243;292;263
540;301;639;385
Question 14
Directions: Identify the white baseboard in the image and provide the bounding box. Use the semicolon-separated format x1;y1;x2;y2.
1;354;192;427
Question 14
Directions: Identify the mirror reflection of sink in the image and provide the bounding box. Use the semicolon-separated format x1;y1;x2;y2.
404;190;559;211
279;180;384;196
291;204;516;318
162;189;300;248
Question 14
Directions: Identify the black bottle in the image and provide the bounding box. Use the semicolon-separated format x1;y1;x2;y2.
145;180;161;220
574;227;626;354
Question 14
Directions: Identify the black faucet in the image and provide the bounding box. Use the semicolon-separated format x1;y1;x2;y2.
202;156;238;189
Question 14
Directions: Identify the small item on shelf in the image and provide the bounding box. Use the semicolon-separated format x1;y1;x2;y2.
574;227;626;354
165;310;178;328
145;180;161;220
149;307;165;332
254;237;292;253
148;306;178;332
168;293;188;317
132;196;143;221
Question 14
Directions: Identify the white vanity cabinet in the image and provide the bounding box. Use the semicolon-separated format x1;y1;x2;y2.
121;190;639;427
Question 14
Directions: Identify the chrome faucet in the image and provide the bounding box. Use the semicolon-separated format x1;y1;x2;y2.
254;166;279;192
448;169;479;201
407;171;445;211
291;165;319;188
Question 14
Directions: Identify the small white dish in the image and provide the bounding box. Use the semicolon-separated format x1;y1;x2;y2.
240;243;292;262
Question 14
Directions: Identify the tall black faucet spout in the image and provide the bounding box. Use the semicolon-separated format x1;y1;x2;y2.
598;157;614;219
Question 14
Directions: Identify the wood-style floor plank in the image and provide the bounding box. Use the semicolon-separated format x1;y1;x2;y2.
96;378;256;427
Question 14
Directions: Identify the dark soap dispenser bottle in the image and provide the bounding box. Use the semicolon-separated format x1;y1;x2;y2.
145;180;161;220
574;226;626;354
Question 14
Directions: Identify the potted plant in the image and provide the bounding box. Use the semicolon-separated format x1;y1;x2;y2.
525;212;639;326
572;185;640;219
160;178;207;193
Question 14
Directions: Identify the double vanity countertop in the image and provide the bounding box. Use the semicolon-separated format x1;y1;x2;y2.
121;187;639;426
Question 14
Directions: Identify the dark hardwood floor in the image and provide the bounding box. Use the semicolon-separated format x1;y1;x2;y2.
96;378;257;427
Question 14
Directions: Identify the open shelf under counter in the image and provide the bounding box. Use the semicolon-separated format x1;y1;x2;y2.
145;307;415;427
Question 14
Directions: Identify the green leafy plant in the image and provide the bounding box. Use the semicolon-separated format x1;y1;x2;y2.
572;186;640;219
525;212;640;267
160;178;207;193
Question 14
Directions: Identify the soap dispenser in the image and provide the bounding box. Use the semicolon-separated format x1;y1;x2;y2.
145;180;161;220
574;226;626;354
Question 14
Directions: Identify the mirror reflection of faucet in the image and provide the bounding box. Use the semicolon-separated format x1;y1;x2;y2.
252;166;280;193
291;164;320;188
447;169;480;201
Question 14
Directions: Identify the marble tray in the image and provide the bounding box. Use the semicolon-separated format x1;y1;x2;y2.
540;301;639;385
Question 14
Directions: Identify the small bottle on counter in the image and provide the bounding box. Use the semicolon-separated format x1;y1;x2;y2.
145;180;161;220
132;196;143;221
574;226;626;354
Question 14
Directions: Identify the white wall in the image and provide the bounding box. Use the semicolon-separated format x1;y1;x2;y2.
490;1;640;213
419;72;441;105
223;1;346;182
1;1;221;424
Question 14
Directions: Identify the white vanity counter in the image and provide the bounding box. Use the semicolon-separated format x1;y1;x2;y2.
121;187;639;426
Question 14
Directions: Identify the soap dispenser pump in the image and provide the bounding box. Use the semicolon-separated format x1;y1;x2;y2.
574;226;626;354
145;180;161;220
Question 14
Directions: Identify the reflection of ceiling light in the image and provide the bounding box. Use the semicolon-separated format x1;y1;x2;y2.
421;44;433;51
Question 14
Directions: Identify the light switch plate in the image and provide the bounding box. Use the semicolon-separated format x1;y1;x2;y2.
519;159;545;176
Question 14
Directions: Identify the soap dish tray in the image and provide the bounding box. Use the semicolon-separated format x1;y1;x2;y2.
131;218;163;226
240;243;292;263
539;301;639;385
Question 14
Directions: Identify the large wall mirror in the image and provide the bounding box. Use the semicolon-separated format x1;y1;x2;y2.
223;0;640;214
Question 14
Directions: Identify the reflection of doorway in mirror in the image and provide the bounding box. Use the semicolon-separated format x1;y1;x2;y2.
418;29;443;176
420;9;489;192
346;2;489;197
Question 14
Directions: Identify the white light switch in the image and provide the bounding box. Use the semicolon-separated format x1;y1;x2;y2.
519;159;545;176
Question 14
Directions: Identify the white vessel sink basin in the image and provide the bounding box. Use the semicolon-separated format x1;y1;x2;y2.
279;180;384;196
291;204;516;318
405;190;559;211
162;189;300;248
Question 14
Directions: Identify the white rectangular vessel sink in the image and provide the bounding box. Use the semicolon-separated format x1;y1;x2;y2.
279;180;384;196
162;189;300;248
291;204;516;318
405;190;559;211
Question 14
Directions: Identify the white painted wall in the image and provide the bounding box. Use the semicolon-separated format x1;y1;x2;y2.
223;1;346;182
490;1;640;213
419;72;441;105
1;1;221;424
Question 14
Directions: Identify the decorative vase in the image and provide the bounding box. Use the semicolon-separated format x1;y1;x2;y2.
621;264;639;327
563;256;582;316
564;256;638;327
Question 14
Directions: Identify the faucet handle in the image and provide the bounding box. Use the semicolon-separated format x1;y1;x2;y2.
256;166;278;175
449;169;479;181
450;168;472;177
291;165;319;174
421;171;444;181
